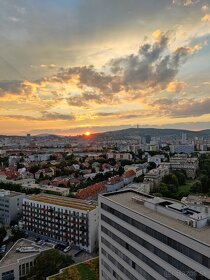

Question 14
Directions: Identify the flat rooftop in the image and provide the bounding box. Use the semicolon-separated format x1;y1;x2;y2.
103;190;210;247
28;194;97;211
0;190;23;197
0;238;53;267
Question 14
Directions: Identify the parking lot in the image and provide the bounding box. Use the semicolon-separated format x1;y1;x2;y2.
30;236;98;264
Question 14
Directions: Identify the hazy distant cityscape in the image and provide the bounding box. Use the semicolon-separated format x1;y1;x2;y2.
0;128;209;279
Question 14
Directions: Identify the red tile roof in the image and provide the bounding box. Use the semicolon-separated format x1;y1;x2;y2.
123;170;136;178
76;182;106;199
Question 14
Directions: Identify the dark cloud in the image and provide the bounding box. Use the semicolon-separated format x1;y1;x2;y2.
152;97;210;117
109;32;195;91
95;111;151;119
42;112;75;121
67;90;118;107
52;66;122;94
0;32;199;107
0;80;25;96
0;112;75;121
96;112;116;116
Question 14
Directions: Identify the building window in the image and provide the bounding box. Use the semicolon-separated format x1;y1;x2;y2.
101;203;210;269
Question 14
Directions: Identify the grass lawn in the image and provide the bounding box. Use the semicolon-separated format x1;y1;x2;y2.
49;257;99;280
76;263;98;280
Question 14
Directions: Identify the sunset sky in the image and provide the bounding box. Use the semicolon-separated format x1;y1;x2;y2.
0;0;210;135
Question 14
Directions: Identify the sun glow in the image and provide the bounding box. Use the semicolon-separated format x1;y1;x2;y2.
85;131;91;136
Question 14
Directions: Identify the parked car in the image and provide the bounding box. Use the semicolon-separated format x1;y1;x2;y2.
0;245;6;253
37;240;45;246
54;243;66;251
64;245;72;253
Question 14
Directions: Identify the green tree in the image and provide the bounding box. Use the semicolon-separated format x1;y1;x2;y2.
134;174;144;183
162;174;179;188
200;175;210;193
190;181;202;193
118;166;125;176
157;183;169;197
11;228;25;242
0;227;6;245
173;171;186;185
29;165;40;174
121;159;133;166
29;249;74;280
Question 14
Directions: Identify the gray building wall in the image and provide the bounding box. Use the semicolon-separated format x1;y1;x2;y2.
0;192;25;225
99;195;210;280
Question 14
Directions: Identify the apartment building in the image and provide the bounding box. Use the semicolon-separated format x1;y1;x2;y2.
169;155;199;179
0;189;25;225
143;164;169;189
99;190;210;280
22;194;98;253
170;144;194;154
106;152;133;161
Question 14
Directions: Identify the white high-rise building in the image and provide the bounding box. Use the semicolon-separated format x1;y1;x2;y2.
99;190;210;280
181;133;187;144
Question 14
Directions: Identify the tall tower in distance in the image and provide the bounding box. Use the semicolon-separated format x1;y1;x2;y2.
26;133;31;143
181;133;187;144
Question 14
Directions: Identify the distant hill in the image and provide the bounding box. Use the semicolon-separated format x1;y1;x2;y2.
1;128;210;139
91;128;210;140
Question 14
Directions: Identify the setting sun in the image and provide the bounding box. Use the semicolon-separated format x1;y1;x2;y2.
85;131;91;136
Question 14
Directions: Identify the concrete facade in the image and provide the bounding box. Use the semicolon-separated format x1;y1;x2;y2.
0;239;53;280
22;194;98;253
0;190;25;225
99;190;210;280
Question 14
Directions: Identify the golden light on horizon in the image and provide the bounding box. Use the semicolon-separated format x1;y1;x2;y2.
84;131;91;136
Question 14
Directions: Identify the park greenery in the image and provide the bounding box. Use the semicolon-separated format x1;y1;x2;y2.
152;154;210;199
0;181;40;195
29;249;74;280
49;257;99;280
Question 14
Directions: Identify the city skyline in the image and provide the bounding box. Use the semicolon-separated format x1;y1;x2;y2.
1;0;210;135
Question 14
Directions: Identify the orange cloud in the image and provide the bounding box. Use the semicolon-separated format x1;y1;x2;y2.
201;14;210;22
167;81;187;92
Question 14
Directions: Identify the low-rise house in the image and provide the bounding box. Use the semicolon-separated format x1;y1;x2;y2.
34;169;45;180
51;177;69;187
144;164;170;189
106;152;133;161
69;178;81;186
105;175;124;192
91;162;101;172
101;163;113;172
28;153;51;162
123;170;136;185
39;185;70;196
0;171;7;181
4;168;20;180
124;163;148;177
147;154;165;166
76;182;106;200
